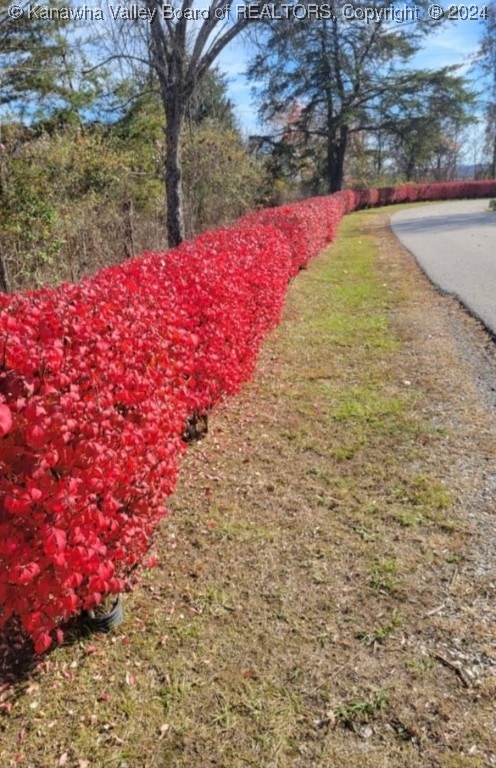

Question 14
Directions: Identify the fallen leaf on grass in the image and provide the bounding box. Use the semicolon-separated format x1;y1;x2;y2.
97;692;110;702
125;672;137;686
242;669;255;679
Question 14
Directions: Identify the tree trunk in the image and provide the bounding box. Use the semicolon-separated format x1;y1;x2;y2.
491;133;496;180
0;256;11;294
326;125;349;193
165;97;185;247
123;198;135;258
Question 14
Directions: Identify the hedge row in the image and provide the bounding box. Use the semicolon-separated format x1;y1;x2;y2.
1;179;495;652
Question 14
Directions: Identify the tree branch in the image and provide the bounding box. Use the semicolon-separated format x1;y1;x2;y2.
82;54;149;76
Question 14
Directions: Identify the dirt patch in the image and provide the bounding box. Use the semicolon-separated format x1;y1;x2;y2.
1;209;495;768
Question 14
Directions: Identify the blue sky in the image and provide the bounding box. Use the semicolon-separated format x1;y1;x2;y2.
218;16;487;136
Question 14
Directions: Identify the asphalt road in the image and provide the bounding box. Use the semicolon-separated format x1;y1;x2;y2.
391;199;496;336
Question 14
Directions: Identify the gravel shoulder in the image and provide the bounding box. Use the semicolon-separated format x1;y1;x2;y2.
379;210;496;585
378;211;496;731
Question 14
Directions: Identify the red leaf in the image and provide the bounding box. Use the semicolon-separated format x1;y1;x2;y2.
29;487;43;502
43;527;67;555
11;562;40;585
4;493;32;514
24;423;46;448
0;403;12;436
33;632;52;654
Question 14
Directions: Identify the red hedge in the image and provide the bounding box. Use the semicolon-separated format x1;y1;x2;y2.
1;179;495;652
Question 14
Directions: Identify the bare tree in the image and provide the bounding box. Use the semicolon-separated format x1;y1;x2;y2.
143;1;250;246
83;2;252;246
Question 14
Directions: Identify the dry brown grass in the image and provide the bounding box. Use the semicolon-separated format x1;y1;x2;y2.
1;207;496;768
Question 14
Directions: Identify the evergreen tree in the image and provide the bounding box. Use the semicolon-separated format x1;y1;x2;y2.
381;69;475;182
248;3;475;191
0;0;102;123
476;1;496;177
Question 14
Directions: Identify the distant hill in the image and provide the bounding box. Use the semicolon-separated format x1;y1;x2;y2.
455;164;490;180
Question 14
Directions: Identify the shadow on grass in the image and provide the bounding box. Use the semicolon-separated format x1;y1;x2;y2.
0;611;104;695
